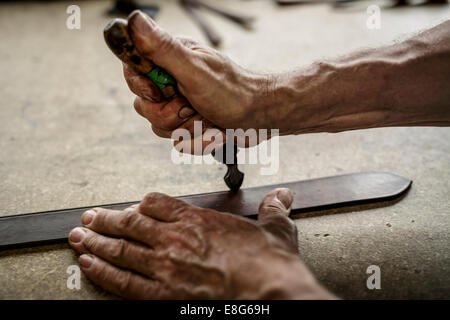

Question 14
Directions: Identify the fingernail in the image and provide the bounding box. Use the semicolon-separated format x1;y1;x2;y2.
144;94;161;103
82;210;95;226
79;254;93;268
69;228;85;243
178;107;195;119
276;188;293;210
130;10;154;35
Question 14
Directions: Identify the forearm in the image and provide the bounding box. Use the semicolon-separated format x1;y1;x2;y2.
269;20;450;134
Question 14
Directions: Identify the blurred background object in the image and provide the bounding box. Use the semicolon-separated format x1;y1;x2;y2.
64;0;255;47
275;0;449;6
179;0;254;47
107;0;159;18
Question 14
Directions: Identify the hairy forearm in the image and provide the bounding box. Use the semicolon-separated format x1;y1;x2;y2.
269;20;450;135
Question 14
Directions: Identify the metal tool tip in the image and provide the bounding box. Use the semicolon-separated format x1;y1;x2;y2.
224;165;244;192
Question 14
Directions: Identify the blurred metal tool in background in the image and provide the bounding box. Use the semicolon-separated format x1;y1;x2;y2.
108;0;254;47
179;0;254;47
107;0;159;18
275;0;449;7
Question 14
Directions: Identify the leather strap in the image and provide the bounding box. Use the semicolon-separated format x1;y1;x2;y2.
0;171;411;250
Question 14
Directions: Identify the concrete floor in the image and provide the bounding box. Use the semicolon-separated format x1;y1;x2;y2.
0;0;449;299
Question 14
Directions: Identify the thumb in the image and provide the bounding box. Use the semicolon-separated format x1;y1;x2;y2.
258;188;293;219
128;11;192;80
258;188;298;252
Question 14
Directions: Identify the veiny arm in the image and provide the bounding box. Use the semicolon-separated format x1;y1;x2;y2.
269;20;450;135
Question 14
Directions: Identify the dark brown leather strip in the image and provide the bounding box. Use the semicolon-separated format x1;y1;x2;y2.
0;171;411;250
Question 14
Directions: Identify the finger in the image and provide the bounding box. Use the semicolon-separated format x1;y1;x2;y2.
176;35;201;48
78;254;161;299
178;116;213;138
138;192;191;222
133;96;165;119
151;125;172;138
258;188;298;253
80;207;165;247
134;96;196;130
152;115;214;143
173;128;225;155
128;11;198;84
150;114;214;140
258;188;293;219
123;63;163;102
69;227;156;277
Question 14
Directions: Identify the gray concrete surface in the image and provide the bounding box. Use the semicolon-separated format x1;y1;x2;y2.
0;0;449;299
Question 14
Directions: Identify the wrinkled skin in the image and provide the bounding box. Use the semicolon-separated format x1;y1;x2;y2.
69;189;334;299
125;11;281;153
68;11;341;300
126;12;450;153
68;9;450;300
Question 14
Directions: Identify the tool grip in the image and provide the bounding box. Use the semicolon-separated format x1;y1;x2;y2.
147;67;178;100
104;18;178;99
104;17;243;191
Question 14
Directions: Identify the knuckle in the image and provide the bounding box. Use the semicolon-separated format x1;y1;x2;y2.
111;238;128;261
261;202;284;216
117;271;133;296
129;77;142;95
158;117;174;131
124;71;135;89
139;29;176;58
151;126;169;138
141;192;188;220
176;35;198;47
91;208;105;227
169;198;190;214
142;192;164;207
118;210;139;233
92;259;106;279
142;250;156;269
179;208;203;222
133;246;150;265
135;97;154;118
127;76;149;99
83;233;99;251
133;97;141;112
156;31;176;55
129;78;152;101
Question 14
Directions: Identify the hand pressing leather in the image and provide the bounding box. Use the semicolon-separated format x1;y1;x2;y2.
68;188;335;299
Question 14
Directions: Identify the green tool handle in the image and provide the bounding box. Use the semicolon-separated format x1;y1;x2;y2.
147;67;176;91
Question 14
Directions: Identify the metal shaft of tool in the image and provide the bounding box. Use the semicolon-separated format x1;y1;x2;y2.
213;143;243;192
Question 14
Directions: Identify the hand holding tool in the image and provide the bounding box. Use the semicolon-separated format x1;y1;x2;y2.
103;17;244;191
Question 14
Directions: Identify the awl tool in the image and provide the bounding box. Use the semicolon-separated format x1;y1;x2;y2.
103;17;244;191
